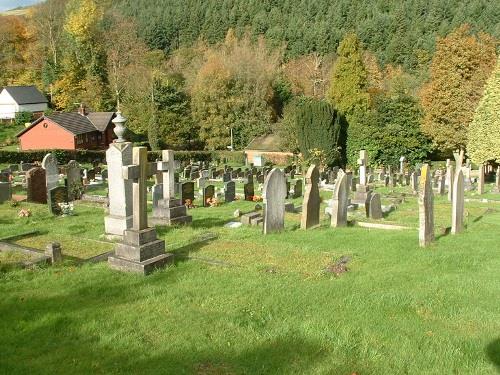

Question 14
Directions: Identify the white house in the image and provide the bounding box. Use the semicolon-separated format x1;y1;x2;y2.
0;86;48;120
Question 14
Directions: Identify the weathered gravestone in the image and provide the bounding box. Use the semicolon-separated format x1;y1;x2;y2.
451;169;465;235
331;170;348;227
301;165;321;230
244;181;255;201
197;176;207;189
447;164;455;202
48;186;68;215
180;181;195;205
477;164;485;195
293;179;303;198
367;192;382;219
152;184;163;209
0;182;12;203
353;150;372;204
410;172;418;194
108;146;173;275
42;153;59;192
26;167;47;203
66;160;82;201
151;150;192;225
202;185;215;207
418;164;434;247
224;181;236;202
223;172;232;183
262;168;287;234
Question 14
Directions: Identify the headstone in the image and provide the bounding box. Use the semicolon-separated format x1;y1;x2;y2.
367;192;382;219
101;169;108;181
202;185;215;207
66;160;82;201
104;142;133;236
262;168;287;234
301;165;320;230
180;181;195;205
477;164;485;195
42;153;59;192
451;169;465;234
437;175;445;195
418;164;434;247
0;182;12;203
410;172;418;194
358;150;368;185
331;171;348;227
183;166;191;179
293;179;303;198
399;156;406;174
87;168;96;181
48;186;68;215
495;167;500;192
45;242;62;263
152;184;163;209
108;146;173;275
197;176;207;189
244;181;255;201
26;167;47;203
223;172;231;183
224;181;236;203
447;165;454;202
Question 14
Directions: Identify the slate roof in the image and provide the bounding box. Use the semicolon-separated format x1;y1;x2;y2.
246;134;281;151
17;112;115;137
2;86;48;104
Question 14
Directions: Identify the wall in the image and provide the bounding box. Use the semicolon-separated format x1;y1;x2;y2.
19;119;75;151
245;150;295;166
18;103;48;113
0;90;18;119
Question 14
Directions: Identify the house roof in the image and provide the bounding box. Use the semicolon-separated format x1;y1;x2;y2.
2;86;48;104
17;112;115;137
246;134;281;151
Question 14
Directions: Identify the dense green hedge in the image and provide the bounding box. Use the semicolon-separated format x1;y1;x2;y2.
0;149;246;165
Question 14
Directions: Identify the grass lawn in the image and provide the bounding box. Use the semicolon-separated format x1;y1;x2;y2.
0;182;499;374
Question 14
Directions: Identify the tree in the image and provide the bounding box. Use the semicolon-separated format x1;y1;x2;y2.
467;58;500;163
420;25;496;161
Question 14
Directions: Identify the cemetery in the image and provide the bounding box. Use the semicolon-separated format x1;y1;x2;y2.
1;115;500;373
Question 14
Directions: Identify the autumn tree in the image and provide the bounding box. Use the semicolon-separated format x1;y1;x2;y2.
0;16;31;86
467;58;500;163
420;25;496;163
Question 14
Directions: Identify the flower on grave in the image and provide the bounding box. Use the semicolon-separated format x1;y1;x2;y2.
58;202;75;216
184;199;195;209
18;208;31;217
10;199;19;207
207;197;221;207
252;195;263;202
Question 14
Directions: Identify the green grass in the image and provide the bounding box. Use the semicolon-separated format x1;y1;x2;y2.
0;183;500;374
0;122;23;147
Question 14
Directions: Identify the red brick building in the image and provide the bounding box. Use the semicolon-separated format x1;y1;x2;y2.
17;106;116;151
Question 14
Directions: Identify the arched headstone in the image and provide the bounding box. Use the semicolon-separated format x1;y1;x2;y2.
263;168;287;234
301;165;320;230
331;170;347;227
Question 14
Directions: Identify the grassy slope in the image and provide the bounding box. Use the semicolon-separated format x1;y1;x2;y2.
0;183;499;374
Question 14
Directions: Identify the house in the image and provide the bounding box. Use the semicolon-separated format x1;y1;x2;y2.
245;134;294;166
17;105;116;151
0;86;48;120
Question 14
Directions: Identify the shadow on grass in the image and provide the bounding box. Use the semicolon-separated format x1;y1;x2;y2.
486;338;500;371
435;227;451;240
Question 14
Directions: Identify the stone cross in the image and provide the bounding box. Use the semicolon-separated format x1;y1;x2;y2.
122;147;157;231
156;150;175;200
301;165;320;230
357;150;368;186
451;169;465;234
418;164;434;247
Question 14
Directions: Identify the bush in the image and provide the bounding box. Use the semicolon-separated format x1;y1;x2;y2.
14;112;33;127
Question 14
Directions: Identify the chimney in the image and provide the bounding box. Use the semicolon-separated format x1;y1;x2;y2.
78;103;87;116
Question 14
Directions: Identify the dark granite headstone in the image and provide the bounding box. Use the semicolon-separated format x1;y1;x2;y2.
48;186;68;215
26;167;47;203
180;181;195;205
224;181;236;203
202;185;215;207
244;181;255;201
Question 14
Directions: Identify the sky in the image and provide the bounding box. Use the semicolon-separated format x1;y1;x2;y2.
0;0;44;11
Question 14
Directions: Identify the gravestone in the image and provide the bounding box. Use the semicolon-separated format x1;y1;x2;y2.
293;179;303;198
224;181;236;203
87;168;96;181
108;146;173;275
451;169;465;234
418;164;434;247
180;181;195;205
0;182;11;203
244;181;255;201
477;164;485;195
447;165;454;202
42;153;59;192
301;165;321;230
45;242;62;263
152;184;163;209
410;172;418;194
331;170;348;227
104;141;133;236
202;185;215;207
353;150;372;204
151;150;192;225
48;186;68;215
66;160;82;201
495;167;500;192
399;156;406;174
358;150;368;185
183;166;191;179
26;167;47;203
437;175;445;195
197;176;207;189
263;168;287;234
367;192;382;219
223;172;231;183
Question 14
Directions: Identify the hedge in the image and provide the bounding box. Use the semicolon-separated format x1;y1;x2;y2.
0;149;246;166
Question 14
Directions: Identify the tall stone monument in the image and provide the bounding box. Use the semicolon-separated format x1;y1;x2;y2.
151;150;192;225
451;169;465;234
331;170;348;228
108;147;174;275
104;112;133;237
353;150;371;204
418;164;434;247
301;165;320;230
263;168;287;234
477;164;485;195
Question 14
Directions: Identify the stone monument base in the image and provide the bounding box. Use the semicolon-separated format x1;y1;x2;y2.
104;214;133;237
150;198;192;226
352;184;372;204
108;227;173;275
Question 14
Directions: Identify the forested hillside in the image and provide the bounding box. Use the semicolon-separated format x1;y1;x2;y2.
117;0;499;70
